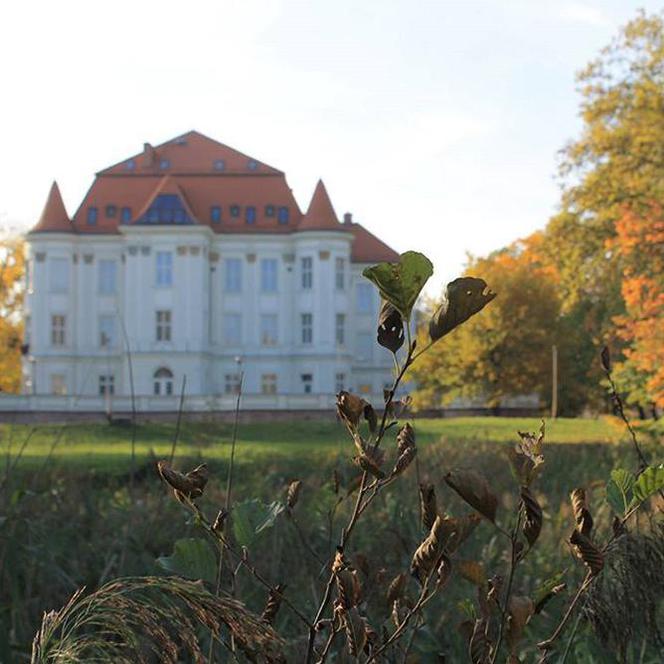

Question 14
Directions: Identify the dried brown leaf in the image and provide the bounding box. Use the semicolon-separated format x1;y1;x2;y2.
445;469;498;523
286;480;302;510
570;488;593;536
520;487;543;547
419;483;438;532
570;529;604;576
411;515;444;583
457;560;487;587
157;461;209;500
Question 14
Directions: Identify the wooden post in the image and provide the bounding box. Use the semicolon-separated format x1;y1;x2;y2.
551;344;558;419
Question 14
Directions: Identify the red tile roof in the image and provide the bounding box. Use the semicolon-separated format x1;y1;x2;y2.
31;181;73;233
30;132;399;262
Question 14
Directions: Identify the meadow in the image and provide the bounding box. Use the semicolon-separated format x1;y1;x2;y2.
2;415;661;662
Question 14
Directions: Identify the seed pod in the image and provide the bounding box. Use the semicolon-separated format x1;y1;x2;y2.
396;423;415;454
261;584;285;624
386;572;407;605
445;469;498;523
377;300;405;353
570;488;593;536
520;487;543;547
468;618;491;664
411;515;443;583
419;483;438;532
157;461;209;500
391;445;416;477
570;529;604;576
286;480;302;510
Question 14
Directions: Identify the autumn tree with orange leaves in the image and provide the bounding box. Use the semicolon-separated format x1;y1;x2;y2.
0;233;25;393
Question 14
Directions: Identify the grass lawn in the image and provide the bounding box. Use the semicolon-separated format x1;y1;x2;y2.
0;415;627;474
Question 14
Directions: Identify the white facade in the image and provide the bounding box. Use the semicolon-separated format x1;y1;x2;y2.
23;227;393;404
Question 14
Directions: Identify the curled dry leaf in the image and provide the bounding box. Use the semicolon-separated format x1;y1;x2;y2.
445;469;498;523
443;513;482;554
508;421;545;487
570;529;604;576
600;345;611;373
396;422;416;454
419;483;438;532
261;584;285;625
286;480;302;510
341;606;367;657
386;572;408;605
436;553;453;587
377;300;405;353
468;618;491;664
391;445;417;477
457;560;487;587
570;488;594;536
505;596;534;656
520;487;543;547
384;393;412;420
429;276;496;342
336;391;366;430
411;515;444;583
157;461;209;500
212;508;229;533
354;452;385;480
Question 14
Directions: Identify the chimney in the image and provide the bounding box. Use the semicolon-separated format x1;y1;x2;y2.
143;142;155;167
343;212;353;225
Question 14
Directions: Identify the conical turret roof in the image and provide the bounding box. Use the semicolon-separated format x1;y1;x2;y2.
298;179;341;231
31;181;72;233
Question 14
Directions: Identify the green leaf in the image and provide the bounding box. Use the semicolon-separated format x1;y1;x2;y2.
429;277;496;342
630;465;664;508
362;251;433;320
232;499;285;548
606;468;635;516
157;537;217;584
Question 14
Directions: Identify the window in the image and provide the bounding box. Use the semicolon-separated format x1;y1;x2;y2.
99;374;115;396
301;313;313;344
51;315;66;346
156;310;172;342
98;259;117;295
357;332;373;360
99;315;115;348
245;206;256;224
160;159;170;170
277;207;289;224
224;258;242;292
359;383;372;395
121;207;132;223
214;159;225;171
301;373;313;394
261;373;277;395
335;257;345;290
105;204;117;218
265;205;275;217
301;257;313;289
247;159;258;171
87;207;98;225
154;367;173;396
225;373;241;394
260;259;278;293
156;251;173;287
210;206;221;223
49;258;69;293
125;159;136;170
230;205;240;218
357;283;373;313
335;372;345;393
260;314;278;346
222;313;242;345
335;313;345;346
50;374;67;395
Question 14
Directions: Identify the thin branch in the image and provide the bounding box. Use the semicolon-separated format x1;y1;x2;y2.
168;375;187;464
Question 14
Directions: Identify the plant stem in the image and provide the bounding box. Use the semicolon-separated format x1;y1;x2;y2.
168;375;187;464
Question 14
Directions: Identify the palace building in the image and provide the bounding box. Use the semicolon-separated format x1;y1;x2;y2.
22;131;399;408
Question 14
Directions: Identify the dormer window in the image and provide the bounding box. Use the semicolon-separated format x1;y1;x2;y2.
105;205;117;218
213;159;225;171
121;207;132;223
159;159;170;169
245;206;256;224
210;206;221;223
247;159;258;171
265;205;275;217
230;205;240;218
87;207;98;225
277;207;289;224
125;159;136;170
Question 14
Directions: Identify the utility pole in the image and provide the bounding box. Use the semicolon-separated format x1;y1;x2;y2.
551;344;558;419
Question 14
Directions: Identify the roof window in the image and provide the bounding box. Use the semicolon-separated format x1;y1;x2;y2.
210;206;221;223
247;159;258;171
121;207;132;223
105;205;117;218
87;207;98;225
230;205;240;218
265;205;275;217
159;159;170;170
245;206;256;224
278;207;289;224
125;159;136;170
214;159;225;171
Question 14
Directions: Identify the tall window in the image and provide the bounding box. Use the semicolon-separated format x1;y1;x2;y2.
278;207;289;224
301;313;313;344
153;367;173;395
301;257;313;289
301;373;313;394
49;258;69;293
245;206;256;224
50;374;67;395
335;313;345;346
87;207;98;225
51;315;66;346
99;375;115;396
156;310;172;342
210;206;221;223
225;373;241;394
260;259;278;293
222;313;242;345
335;372;345;393
156;251;173;287
357;283;373;313
121;207;132;223
335;257;345;290
261;373;277;395
99;315;115;348
357;332;373;360
98;259;117;295
260;314;278;346
224;258;242;292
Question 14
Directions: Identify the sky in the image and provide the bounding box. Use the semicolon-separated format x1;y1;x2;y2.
0;0;660;294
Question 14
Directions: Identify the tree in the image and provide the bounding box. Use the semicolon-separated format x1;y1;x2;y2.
0;233;25;393
409;243;561;410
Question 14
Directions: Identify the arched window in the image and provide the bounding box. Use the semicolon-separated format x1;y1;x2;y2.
153;367;173;396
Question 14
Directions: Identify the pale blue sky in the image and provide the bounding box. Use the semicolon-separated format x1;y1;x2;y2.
0;0;660;293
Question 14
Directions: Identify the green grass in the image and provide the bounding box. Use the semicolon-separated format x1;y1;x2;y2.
1;416;624;474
